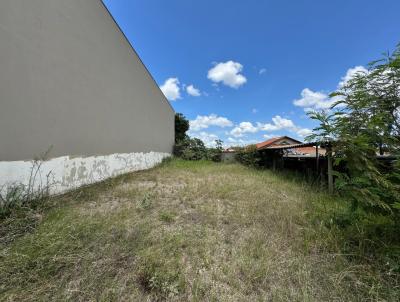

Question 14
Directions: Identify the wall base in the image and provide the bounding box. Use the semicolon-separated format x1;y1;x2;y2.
0;152;170;196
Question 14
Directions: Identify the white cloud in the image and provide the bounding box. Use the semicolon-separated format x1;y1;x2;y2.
207;61;247;88
338;66;368;88
259;68;267;75
293;88;338;110
227;116;310;139
189;114;233;131
190;131;219;147
293;66;368;111
160;77;181;101
258;115;311;138
258;115;295;131
295;128;312;137
230;122;258;137
263;134;275;139
186;84;201;97
226;137;258;147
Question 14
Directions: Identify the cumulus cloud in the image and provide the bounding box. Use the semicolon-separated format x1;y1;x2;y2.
258;115;296;131
293;88;339;110
190;131;219;147
263;134;275;139
226;137;258;147
258;115;312;138
186;84;201;97
207;61;247;88
230;122;258;137
293;66;368;111
228;116;311;139
259;68;267;75
189;114;233;131
295;128;312;137
338;66;368;88
160;77;181;101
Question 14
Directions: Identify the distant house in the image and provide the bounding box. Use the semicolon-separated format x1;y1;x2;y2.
221;148;237;162
0;0;174;195
256;136;302;150
256;136;325;157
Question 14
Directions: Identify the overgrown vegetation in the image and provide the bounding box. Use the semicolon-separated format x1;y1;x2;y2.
1;160;398;301
0;149;54;219
173;113;223;161
307;44;400;218
234;144;262;167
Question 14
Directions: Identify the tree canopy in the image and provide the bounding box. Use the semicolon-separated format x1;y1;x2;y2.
307;44;400;215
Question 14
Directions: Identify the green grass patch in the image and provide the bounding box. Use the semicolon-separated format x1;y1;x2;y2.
0;159;398;301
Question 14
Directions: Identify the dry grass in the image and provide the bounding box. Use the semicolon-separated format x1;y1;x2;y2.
0;159;398;301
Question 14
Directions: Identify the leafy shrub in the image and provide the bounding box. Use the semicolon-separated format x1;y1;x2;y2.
235;145;262;167
206;139;223;162
174;137;208;160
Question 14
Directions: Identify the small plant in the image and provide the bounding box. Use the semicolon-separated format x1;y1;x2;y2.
0;148;54;219
137;192;153;210
136;253;183;299
159;211;175;223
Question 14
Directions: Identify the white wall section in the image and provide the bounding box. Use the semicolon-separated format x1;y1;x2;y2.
0;152;170;196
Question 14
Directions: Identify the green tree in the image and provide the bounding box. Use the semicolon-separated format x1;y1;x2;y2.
180;138;208;160
207;139;224;162
307;44;400;214
175;113;189;143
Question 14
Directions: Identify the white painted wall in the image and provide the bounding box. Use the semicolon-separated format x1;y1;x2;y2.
0;152;170;196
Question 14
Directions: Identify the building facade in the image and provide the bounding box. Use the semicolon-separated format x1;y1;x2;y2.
0;0;174;194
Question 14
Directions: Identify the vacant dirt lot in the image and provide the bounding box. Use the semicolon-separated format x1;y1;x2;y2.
1;160;398;301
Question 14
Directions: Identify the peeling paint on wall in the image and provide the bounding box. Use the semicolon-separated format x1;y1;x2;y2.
0;152;170;196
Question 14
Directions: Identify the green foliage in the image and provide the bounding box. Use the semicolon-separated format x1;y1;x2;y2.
173;113;225;162
305;111;336;143
308;44;400;216
207;139;224;162
174;113;189;143
174;137;208;160
235;144;262;167
173;112;206;160
0;150;53;219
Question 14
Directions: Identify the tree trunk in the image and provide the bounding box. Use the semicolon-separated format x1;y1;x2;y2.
327;146;333;194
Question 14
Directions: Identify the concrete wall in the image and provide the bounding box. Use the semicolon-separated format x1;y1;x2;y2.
0;0;174;194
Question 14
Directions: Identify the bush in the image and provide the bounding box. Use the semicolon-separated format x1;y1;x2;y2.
206;139;223;162
235;145;262;167
173;137;208;161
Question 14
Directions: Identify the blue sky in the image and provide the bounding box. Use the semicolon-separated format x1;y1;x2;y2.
103;0;400;146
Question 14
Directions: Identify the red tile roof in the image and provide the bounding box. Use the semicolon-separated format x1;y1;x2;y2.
256;136;284;149
256;136;302;150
